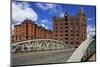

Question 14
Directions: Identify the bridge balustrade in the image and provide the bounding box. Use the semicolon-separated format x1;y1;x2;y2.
12;39;68;54
81;39;96;61
67;38;96;62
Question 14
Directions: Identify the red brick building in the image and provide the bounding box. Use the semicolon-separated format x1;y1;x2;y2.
52;8;87;48
12;19;52;43
12;8;87;48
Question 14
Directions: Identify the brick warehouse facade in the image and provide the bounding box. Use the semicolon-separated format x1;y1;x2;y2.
12;19;52;43
52;8;87;48
12;8;87;48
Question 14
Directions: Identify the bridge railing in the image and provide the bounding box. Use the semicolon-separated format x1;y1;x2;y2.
81;39;96;61
12;39;68;54
67;38;96;62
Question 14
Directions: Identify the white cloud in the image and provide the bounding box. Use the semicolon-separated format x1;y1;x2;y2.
41;24;48;29
12;2;38;34
41;19;51;24
35;3;56;10
59;13;64;18
40;19;52;30
88;17;95;21
87;25;95;38
12;2;38;24
35;3;62;16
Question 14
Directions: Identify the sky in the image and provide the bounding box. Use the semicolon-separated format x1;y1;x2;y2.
12;1;96;38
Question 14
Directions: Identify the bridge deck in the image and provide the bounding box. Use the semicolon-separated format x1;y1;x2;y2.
11;48;76;66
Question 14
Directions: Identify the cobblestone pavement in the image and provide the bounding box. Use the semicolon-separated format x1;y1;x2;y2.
11;48;76;66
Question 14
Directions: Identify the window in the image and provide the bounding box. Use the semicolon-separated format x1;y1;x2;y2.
76;38;78;40
65;27;68;28
76;23;79;25
65;36;68;38
65;30;68;32
65;23;68;25
70;42;73;44
71;38;73;41
26;36;28;39
84;24;86;26
55;34;57;36
76;34;79;36
65;33;68;36
65;38;68;40
71;34;73;36
66;42;68;44
71;23;73;25
76;42;79;45
60;27;62;29
76;30;79;32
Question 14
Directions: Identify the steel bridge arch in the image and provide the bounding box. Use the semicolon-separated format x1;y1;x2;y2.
12;39;68;53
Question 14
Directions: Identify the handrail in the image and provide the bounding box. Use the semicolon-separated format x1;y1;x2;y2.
67;38;94;62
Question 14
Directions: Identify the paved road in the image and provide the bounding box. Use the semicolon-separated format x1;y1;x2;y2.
11;48;76;66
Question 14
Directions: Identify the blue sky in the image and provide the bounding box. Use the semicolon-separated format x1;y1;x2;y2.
12;1;96;38
29;2;96;30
